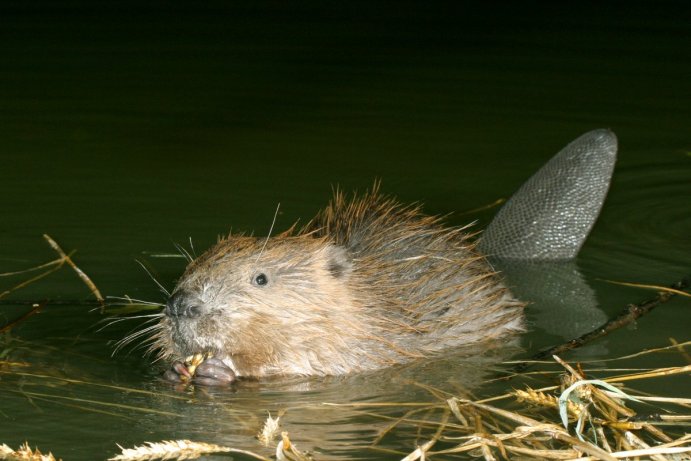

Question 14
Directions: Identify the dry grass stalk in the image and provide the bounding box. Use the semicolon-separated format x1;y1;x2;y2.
604;364;691;384
0;302;46;334
371;406;441;446
108;439;270;461
0;264;62;300
387;356;691;461
109;432;307;461
0;235;103;316
514;388;584;419
669;337;691;363
275;432;312;461
400;409;448;461
257;412;282;447
2;355;689;460
400;439;436;461
0;442;59;461
42;234;104;308
603;279;691;298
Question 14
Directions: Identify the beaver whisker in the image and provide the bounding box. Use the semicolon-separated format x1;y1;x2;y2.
188;237;197;258
135;260;171;297
252;202;281;269
106;296;165;307
96;312;162;332
173;242;193;263
124;335;162;358
113;323;162;355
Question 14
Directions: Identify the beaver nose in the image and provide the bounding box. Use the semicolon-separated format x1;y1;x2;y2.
165;290;202;318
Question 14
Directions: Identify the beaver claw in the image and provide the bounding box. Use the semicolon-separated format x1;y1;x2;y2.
163;358;237;386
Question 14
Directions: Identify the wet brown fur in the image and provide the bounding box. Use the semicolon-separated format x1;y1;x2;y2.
151;185;524;377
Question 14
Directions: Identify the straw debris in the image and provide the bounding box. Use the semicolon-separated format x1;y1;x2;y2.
257;412;282;447
382;354;691;460
108;439;270;461
276;432;313;461
0;442;59;461
107;432;311;461
514;387;584;420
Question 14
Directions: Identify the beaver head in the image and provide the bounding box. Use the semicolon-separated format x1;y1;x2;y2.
152;234;383;377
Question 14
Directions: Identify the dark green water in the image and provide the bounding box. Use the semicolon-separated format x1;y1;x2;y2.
1;3;689;460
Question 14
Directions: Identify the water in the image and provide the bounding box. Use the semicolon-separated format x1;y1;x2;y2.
1;2;689;459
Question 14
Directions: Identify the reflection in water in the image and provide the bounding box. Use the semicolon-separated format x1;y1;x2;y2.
493;259;607;341
588;161;691;278
133;340;522;459
0;326;521;460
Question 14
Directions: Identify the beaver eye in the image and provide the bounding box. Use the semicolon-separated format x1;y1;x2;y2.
253;273;268;286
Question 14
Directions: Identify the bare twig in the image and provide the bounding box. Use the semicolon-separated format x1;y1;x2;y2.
43;234;104;310
0;301;47;334
514;277;690;372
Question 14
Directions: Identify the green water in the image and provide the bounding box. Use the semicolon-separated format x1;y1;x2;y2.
1;3;689;459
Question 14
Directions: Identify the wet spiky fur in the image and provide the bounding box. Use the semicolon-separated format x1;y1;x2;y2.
150;185;524;377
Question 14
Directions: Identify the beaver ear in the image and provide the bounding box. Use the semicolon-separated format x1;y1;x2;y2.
324;244;353;279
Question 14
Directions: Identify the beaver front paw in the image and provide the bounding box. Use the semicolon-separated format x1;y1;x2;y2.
190;357;237;386
162;360;192;383
163;357;237;386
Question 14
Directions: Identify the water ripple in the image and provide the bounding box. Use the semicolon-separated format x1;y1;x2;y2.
584;158;691;278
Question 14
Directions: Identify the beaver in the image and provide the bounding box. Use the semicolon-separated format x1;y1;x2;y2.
148;129;618;386
155;185;525;385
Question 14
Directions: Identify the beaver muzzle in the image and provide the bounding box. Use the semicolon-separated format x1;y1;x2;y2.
165;290;202;319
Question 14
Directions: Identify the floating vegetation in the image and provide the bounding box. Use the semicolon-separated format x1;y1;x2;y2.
106;435;315;461
364;353;691;460
107;433;313;461
4;350;680;460
107;439;267;460
1;240;689;460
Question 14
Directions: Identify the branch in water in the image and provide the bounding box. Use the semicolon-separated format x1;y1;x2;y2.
514;276;690;373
